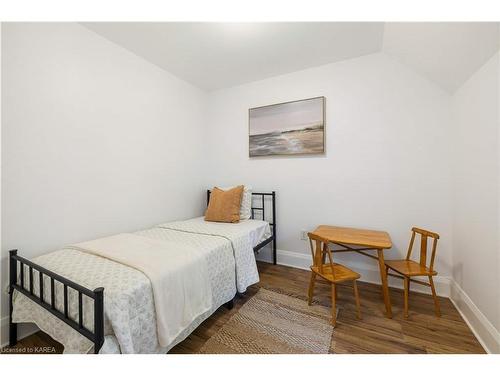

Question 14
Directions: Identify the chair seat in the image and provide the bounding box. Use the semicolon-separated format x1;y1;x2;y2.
385;259;437;276
311;263;360;283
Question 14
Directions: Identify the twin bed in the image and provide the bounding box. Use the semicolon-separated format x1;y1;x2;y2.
8;191;276;354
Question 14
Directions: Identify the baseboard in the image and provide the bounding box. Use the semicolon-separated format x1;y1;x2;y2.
1;316;39;349
257;248;450;297
449;280;500;354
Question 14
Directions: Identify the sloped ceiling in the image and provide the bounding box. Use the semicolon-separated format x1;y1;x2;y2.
82;22;499;93
82;22;384;91
382;22;500;93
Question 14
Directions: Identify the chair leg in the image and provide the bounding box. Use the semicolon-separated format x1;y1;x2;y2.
353;280;361;319
331;283;337;327
428;276;441;317
307;272;316;306
403;277;410;318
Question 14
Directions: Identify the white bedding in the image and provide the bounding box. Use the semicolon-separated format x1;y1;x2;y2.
11;218;271;353
74;233;213;348
183;216;271;248
159;217;269;291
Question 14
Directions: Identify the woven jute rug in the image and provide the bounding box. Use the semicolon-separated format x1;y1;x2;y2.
199;288;334;354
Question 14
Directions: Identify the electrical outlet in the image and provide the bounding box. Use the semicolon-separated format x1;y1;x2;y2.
301;230;309;241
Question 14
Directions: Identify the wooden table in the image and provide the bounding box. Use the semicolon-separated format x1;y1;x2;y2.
311;225;393;318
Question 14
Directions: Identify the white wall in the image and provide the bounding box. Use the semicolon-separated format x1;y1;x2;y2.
204;53;453;287
1;24;497;352
451;52;500;352
0;23;207;328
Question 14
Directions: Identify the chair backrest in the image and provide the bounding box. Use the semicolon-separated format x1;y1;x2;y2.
405;227;440;271
308;232;335;276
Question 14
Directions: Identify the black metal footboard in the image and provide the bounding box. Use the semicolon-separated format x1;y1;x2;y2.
9;249;104;353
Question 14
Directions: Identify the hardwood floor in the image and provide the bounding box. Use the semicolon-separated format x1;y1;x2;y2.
3;262;485;354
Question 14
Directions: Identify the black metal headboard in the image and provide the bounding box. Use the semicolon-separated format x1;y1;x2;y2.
206;189;277;264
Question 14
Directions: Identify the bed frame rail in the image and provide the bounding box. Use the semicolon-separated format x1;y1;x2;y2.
206;190;277;264
9;249;104;353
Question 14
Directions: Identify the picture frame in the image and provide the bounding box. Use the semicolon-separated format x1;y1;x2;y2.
249;96;325;157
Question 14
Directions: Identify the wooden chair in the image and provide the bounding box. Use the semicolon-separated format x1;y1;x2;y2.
385;227;441;318
307;232;362;326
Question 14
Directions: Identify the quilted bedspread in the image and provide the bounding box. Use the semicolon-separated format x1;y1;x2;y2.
11;220;261;353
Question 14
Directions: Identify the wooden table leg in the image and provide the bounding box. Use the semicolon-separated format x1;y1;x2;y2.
377;249;392;318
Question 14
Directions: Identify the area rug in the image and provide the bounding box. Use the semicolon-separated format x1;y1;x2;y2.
199;288;334;354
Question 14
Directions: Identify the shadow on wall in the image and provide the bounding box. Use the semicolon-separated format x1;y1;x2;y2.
452;262;463;288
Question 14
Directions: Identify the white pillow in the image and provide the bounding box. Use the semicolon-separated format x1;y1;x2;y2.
219;185;252;220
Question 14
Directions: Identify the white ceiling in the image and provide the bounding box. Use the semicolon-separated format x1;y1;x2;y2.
382;23;500;93
82;22;384;90
82;22;499;93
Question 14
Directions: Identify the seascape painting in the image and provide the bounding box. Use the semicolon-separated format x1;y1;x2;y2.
249;96;325;157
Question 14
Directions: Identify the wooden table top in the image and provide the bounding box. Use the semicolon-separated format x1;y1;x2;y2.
312;225;392;249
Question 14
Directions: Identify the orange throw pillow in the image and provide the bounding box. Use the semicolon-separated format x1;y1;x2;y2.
205;186;244;223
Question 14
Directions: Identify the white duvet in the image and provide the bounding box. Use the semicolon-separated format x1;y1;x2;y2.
74;233;213;347
158;217;263;291
11;218;269;353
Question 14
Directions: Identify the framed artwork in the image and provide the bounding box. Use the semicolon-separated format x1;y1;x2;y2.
249;96;325;157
